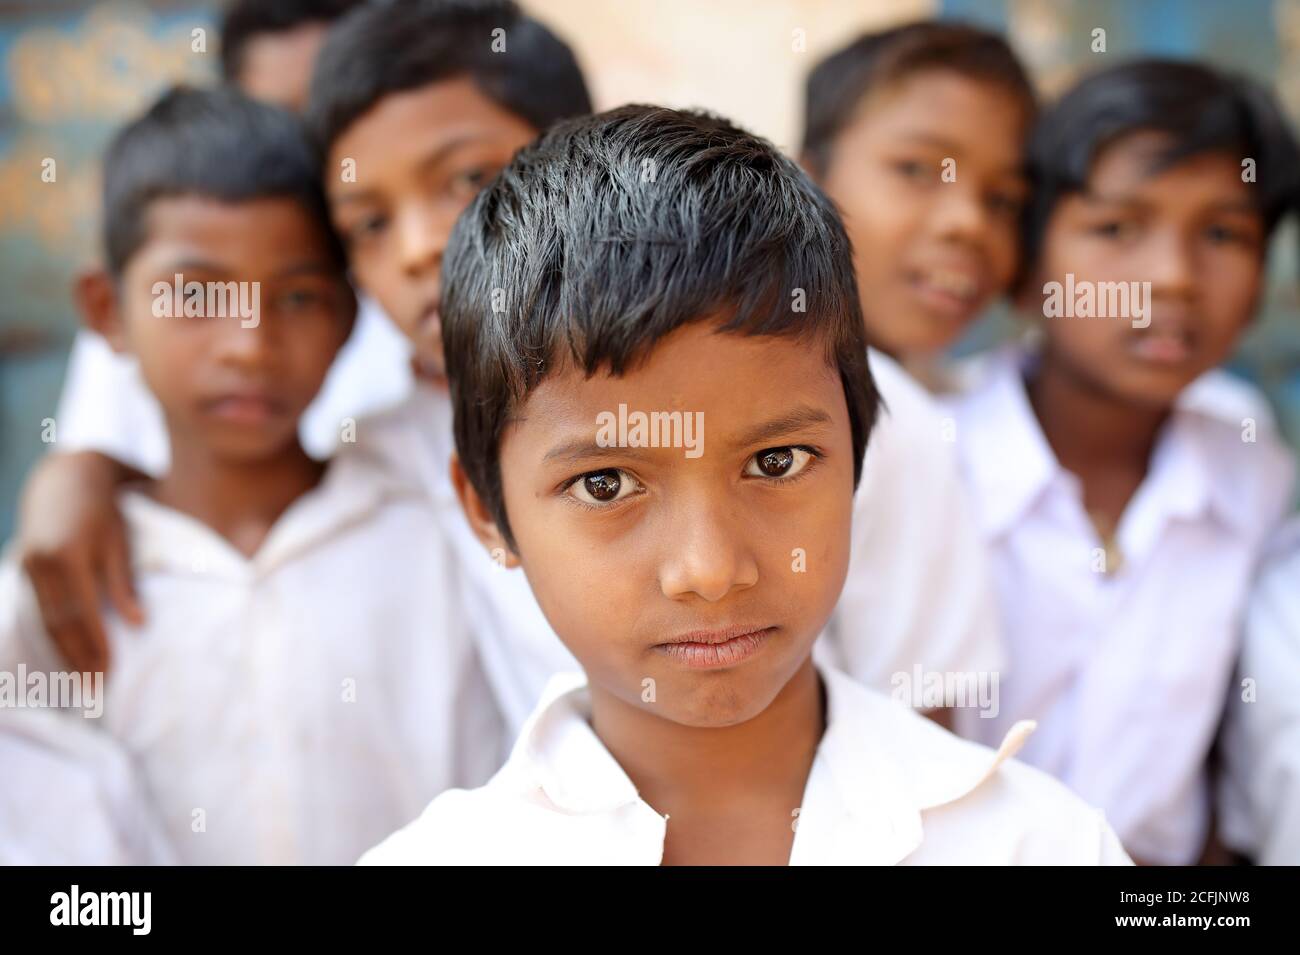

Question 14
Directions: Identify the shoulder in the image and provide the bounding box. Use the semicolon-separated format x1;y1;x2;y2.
344;385;456;500
1176;373;1295;527
866;349;952;454
834;675;1131;864
857;349;964;507
1241;518;1300;667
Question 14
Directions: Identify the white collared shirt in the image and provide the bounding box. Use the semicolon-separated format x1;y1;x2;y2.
824;349;1004;687
947;347;1295;864
0;709;175;865
0;450;504;865
352;350;1004;735
359;665;1131;865
1217;517;1300;864
53;295;412;474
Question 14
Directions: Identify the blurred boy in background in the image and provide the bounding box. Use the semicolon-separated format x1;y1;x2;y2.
946;60;1298;865
0;86;502;863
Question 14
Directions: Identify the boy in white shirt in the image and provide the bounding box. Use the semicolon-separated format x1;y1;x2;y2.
15;0;1003;736
0;86;502;864
800;21;1035;393
1217;518;1300;864
363;104;1131;865
946;60;1298;865
55;0;412;478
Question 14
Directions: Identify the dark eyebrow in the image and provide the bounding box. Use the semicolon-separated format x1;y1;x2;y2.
331;134;494;207
892;132;1025;177
894;131;962;152
162;257;224;274
156;259;336;279
541;437;654;467
1080;189;1259;217
538;405;833;468
1078;189;1148;210
730;406;834;450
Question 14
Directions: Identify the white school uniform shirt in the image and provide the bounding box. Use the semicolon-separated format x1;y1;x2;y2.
824;349;1004;685
0;450;504;865
54;295;412;474
947;347;1295;865
1217;518;1300;865
350;349;1004;736
0;709;175;865
358;665;1132;865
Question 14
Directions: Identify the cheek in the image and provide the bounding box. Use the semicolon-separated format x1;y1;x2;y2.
129;323;208;401
354;254;415;333
1200;258;1260;345
1046;317;1124;366
285;321;347;388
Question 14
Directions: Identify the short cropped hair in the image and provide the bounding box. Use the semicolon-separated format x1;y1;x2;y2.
306;0;592;155
802;20;1036;179
1023;59;1300;269
219;0;364;83
102;85;346;277
442;105;878;546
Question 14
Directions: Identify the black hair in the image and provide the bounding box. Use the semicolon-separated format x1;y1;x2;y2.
220;0;365;82
102;84;347;277
306;0;592;156
1023;59;1300;270
442;105;878;547
801;20;1036;179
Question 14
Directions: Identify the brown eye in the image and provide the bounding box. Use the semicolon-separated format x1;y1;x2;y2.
584;471;621;500
565;468;643;507
758;449;794;476
744;446;814;481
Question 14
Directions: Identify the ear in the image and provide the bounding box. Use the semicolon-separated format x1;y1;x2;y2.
74;269;128;352
450;453;520;569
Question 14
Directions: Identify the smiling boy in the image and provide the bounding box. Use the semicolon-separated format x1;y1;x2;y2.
361;105;1131;865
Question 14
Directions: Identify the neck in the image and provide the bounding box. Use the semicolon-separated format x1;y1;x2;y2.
412;358;449;392
1025;350;1168;477
589;657;825;812
151;428;325;558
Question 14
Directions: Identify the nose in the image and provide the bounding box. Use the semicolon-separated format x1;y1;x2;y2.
396;198;451;278
657;491;760;603
212;316;281;371
930;181;989;242
1140;227;1197;301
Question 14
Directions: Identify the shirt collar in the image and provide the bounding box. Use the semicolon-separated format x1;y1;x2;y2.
121;450;424;579
503;666;1035;864
956;348;1268;546
953;347;1061;539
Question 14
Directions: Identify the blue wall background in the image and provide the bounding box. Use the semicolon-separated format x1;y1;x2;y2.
0;1;217;540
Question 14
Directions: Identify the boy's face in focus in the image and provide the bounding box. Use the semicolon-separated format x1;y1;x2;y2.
326;77;539;377
95;196;353;460
1027;131;1265;409
466;321;856;728
815;70;1029;359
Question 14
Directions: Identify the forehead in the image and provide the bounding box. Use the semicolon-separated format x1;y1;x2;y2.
843;69;1029;157
505;324;845;443
131;195;330;267
326;76;538;182
1084;130;1254;201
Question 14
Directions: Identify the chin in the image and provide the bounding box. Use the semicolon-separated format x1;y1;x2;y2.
664;674;779;729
